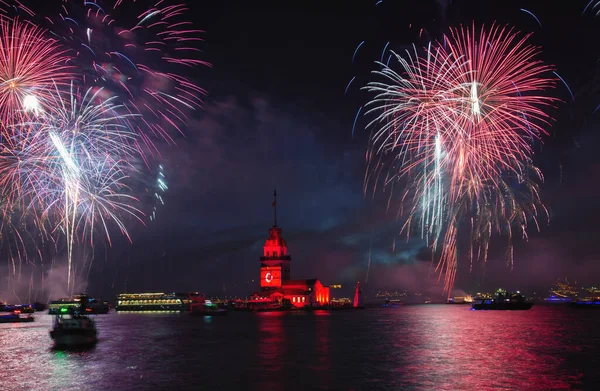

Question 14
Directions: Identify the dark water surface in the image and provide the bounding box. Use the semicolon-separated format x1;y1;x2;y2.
0;305;598;390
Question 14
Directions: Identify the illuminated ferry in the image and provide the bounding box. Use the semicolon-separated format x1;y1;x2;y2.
115;292;193;312
48;295;110;315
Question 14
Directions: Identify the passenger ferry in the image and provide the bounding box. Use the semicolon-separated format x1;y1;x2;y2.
115;292;194;312
48;295;110;315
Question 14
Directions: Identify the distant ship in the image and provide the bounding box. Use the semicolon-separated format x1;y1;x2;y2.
0;303;35;313
472;291;533;310
233;297;285;311
569;300;600;309
115;292;193;312
382;299;403;307
447;296;474;304
48;295;109;315
0;310;35;323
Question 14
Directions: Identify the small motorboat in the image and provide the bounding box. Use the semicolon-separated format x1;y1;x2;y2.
0;311;35;323
190;305;227;316
190;296;227;316
50;312;98;347
382;299;404;307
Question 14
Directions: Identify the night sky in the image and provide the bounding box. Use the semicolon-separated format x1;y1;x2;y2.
77;0;600;298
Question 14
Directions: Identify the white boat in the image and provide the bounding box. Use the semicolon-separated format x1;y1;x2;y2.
0;311;34;323
50;313;97;347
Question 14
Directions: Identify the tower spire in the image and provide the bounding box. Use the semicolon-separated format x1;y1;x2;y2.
272;188;277;226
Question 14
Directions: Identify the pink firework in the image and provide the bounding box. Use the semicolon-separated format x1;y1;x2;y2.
0;18;74;130
365;24;557;293
1;0;210;150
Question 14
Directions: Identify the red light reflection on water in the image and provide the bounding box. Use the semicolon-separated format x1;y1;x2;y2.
314;310;332;386
256;310;285;391
395;306;585;390
256;310;334;389
256;311;285;372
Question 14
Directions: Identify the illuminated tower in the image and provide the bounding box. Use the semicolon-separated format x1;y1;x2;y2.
260;189;291;289
353;281;362;308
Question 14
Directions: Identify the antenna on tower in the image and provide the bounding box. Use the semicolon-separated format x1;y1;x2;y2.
272;188;277;226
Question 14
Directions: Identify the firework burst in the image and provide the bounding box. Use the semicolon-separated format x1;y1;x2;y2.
4;0;210;148
0;84;145;291
0;17;74;130
0;1;207;293
364;24;556;293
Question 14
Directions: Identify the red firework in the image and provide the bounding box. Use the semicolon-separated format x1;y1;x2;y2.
0;18;74;129
365;23;557;293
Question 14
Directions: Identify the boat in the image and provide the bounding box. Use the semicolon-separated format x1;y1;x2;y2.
191;305;227;316
48;295;110;315
50;312;97;347
447;296;474;304
471;291;533;310
0;304;35;313
569;300;600;309
544;295;573;304
189;294;227;316
382;299;404;307
234;298;285;311
115;292;192;312
0;311;35;323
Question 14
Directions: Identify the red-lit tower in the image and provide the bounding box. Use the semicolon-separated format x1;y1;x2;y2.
260;189;291;289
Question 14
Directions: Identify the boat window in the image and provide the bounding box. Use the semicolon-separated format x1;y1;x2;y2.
292;297;296;303
302;297;305;303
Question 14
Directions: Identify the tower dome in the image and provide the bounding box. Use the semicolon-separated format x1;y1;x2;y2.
263;226;288;257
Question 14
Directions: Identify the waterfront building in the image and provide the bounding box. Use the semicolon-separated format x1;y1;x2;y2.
253;190;330;308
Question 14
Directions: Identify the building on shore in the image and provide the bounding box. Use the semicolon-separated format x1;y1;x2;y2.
249;190;330;308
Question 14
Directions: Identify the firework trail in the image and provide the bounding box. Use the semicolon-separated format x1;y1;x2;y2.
364;24;556;293
583;0;600;16
149;164;167;222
